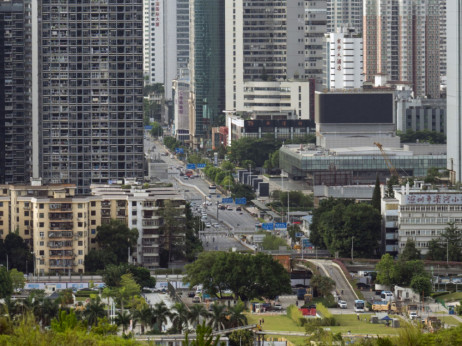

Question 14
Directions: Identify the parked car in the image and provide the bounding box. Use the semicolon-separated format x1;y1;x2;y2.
273;303;283;311
187;291;196;298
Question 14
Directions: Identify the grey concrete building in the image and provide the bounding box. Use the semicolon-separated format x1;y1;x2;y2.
327;0;363;34
40;0;145;194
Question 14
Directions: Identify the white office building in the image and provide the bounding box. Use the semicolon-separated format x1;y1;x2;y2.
447;1;462;183
325;28;363;90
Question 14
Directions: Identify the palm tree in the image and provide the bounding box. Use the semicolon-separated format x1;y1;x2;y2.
132;305;152;334
114;310;131;334
207;303;227;331
151;301;171;333
226;301;247;328
34;298;59;327
0;296;18;320
83;296;106;327
188;304;209;328
170;302;189;333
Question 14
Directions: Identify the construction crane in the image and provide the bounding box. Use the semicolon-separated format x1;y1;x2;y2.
374;142;400;179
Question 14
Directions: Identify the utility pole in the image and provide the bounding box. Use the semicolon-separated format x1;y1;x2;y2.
446;240;449;265
351;236;355;263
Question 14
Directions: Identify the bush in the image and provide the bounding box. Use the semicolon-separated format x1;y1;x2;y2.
311;295;337;308
286;304;306;326
430;291;450;299
315;303;332;319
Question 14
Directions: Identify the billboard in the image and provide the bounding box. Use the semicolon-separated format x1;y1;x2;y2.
315;92;393;124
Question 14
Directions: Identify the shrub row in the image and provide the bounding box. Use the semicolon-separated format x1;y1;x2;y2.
286;304;305;326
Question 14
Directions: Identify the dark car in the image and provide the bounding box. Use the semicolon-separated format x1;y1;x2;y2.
356;282;371;290
188;291;196;298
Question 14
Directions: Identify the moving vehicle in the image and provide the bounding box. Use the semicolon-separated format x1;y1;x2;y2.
209;184;217;194
354;300;365;312
338;300;347;309
407;304;418;319
381;291;395;302
236;206;242;211
185;170;193;177
372;301;398;312
192;295;201;303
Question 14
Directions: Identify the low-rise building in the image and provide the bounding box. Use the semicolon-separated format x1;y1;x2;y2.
0;182;185;274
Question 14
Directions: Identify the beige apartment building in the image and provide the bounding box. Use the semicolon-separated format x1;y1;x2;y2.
0;182;185;274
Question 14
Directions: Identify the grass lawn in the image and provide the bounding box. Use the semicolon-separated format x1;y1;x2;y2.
245;313;403;336
438;315;462;325
436;292;462;302
245;314;305;332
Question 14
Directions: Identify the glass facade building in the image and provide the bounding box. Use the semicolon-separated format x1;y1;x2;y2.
190;0;225;141
280;145;446;185
0;0;33;184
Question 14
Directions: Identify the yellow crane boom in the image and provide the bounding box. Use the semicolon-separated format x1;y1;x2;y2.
374;142;399;178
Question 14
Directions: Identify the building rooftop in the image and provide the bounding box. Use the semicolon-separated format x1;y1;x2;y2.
283;144;414;157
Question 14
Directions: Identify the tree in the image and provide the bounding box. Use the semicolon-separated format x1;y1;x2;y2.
442;222;462;262
311;200;381;258
132;305;152;334
114;311;131;334
288;225;302;243
208;304;228;331
51;310;83;333
4;233;32;272
84;296;106;326
103;264;156;289
170;302;190;334
84;249;117;273
410;274;432;298
261;233;287;250
385;178;395;198
188;304;209;328
226;301;247;328
372;175;381;211
8;269;25;292
229;330;254;346
159;200;186;267
150;121;163;138
426;239;446;261
184;252;291;302
310;274;336;298
114;273;141;312
85;219;138;271
399;239;421;261
230;183;256;203
183;322;223;346
375;254;398;287
151;301;172;333
184;203;204;262
0;267;13;298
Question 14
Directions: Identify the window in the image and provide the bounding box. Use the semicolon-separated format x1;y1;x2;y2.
24;211;29;217
78;213;83;218
39;241;44;246
39;204;44;209
132;201;136;206
39;222;44;227
78;250;83;255
39;250;44;256
78;222;83;227
91;210;96;216
78;203;83;209
24;220;29;226
39;231;44;237
91;201;96;207
78;241;83;246
39;213;44;218
91;229;96;235
91;220;96;225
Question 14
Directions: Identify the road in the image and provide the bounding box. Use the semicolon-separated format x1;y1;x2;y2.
144;134;251;252
307;259;358;312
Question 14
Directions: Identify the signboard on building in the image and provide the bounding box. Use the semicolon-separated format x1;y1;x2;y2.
404;194;462;205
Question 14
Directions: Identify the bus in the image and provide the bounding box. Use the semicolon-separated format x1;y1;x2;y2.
209;184;216;194
354;300;365;312
185;170;193;177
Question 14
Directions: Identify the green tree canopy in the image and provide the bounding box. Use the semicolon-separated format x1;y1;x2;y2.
399;239;421;261
102;264;155;289
310;198;381;258
85;219;138;272
372;175;381;211
184;252;291;301
397;129;446;144
261;234;287;250
4;233;32;272
0;267;13;298
150;121;163;137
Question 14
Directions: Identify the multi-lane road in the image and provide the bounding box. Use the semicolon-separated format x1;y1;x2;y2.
144;134;253;252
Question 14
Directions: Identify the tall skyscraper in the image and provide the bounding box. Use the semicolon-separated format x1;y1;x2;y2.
327;0;363;33
176;0;189;71
40;0;144;194
447;1;462;182
0;0;34;184
189;0;225;149
363;0;440;99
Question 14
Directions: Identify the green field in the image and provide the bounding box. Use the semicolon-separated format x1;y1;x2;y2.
245;313;403;336
436;292;462;302
438;315;462;326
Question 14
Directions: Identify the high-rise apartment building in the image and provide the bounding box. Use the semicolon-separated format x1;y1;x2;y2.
363;0;440;99
447;1;462;183
439;0;446;78
39;0;145;194
176;0;189;71
189;0;225;148
304;0;327;91
0;0;34;184
327;0;363;33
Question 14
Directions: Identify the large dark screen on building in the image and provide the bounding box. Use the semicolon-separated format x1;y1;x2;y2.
315;93;393;123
